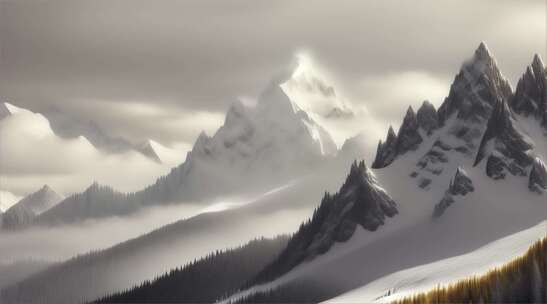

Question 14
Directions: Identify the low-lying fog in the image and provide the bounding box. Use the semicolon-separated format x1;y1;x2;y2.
0;203;206;263
0;179;310;264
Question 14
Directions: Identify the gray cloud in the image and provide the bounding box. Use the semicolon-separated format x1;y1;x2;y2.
0;0;544;146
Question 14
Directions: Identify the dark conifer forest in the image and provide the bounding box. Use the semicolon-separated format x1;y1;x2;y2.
96;236;288;303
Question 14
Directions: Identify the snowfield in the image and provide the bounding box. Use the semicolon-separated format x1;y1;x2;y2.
326;220;546;303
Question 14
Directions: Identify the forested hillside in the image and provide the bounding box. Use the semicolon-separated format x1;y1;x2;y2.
95;236;289;303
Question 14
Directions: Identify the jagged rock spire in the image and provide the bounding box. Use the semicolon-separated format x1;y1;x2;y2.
396;106;422;153
251;160;397;285
511;54;547;127
433;166;474;218
372;106;426;169
529;157;547;193
474;99;533;168
450;167;475;195
416;100;439;134
474;98;534;180
474;41;493;61
438;42;512;124
372;125;398;169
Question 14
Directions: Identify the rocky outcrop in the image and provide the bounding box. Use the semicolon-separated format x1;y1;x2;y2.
511;54;547;127
396;106;423;153
252;161;397;284
417;100;439;134
474;99;534;179
433;167;474;218
438;42;513;125
372;126;398;168
529;157;547;193
372;106;424;169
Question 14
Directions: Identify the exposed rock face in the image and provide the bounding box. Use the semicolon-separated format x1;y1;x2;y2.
433;167;474;218
417;100;439;134
372;106;424;169
396;106;423;153
372;126;398;168
529;157;547;193
485;154;507;180
474;99;534;178
449;167;475;195
438;42;513;125
374;42;513;170
252;161;397;284
512;54;547;127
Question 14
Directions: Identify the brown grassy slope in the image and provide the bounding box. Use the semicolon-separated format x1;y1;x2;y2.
394;238;546;304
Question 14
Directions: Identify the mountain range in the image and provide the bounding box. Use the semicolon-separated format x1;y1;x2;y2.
0;42;545;303
218;42;547;302
1;58;369;229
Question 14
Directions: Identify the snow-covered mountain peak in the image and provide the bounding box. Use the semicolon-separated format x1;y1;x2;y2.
438;42;512;124
280;54;353;119
474;41;493;62
287;54;337;98
256;84;304;122
531;54;545;75
512;54;547;125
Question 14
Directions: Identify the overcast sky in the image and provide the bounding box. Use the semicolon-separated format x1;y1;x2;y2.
0;0;545;147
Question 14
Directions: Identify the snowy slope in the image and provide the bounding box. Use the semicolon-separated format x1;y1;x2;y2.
326;221;546;303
